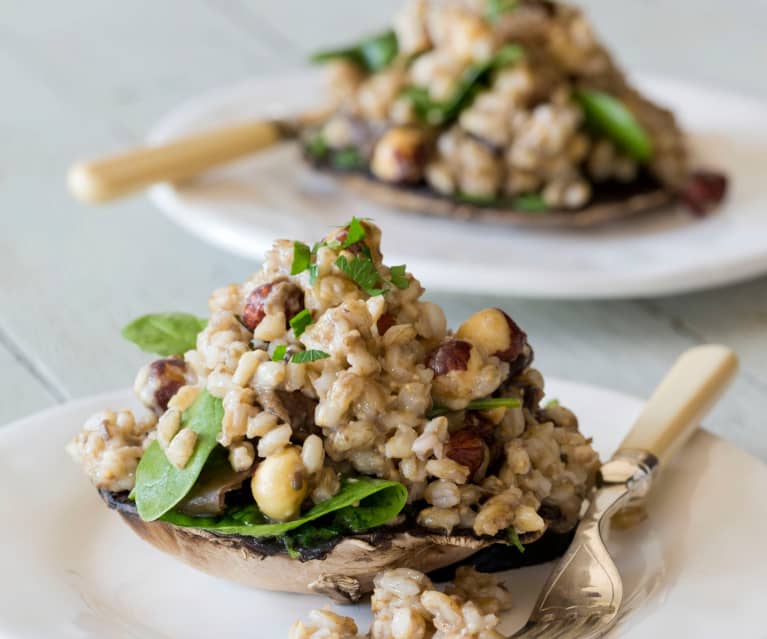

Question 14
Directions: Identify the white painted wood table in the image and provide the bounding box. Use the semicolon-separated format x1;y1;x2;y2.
1;1;766;459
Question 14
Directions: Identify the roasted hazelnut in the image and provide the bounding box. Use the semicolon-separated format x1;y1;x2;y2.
376;312;396;336
445;429;489;479
251;446;308;522
680;170;728;216
241;279;304;331
426;339;472;376
134;358;191;415
371;127;428;183
456;308;527;363
427;340;502;406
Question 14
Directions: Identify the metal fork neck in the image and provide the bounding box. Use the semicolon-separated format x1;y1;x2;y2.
598;449;659;490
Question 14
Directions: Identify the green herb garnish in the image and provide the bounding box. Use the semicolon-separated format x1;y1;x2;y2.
426;405;451;419
389;264;409;290
466;397;522;411
271;344;287;362
427;396;521;418
574;89;653;162
335;254;387;296
162;477;408;538
309;263;320;285
311;30;398;73
134;390;224;521
456;191;499;206
512;193;549;213
545;398;560;408
291;349;330;363
122;312;207;357
291;241;311;275
342;216;366;247
305;134;328;159
403;44;523;125
331;148;364;170
508;527;525;553
289;308;313;338
487;0;518;21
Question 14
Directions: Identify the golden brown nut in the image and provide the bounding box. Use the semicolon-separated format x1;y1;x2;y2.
444;429;489;479
134;357;190;415
242;279;304;331
251;446;308;521
427;340;502;407
371;127;428;183
456;308;527;363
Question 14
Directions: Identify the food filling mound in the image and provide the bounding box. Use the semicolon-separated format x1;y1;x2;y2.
68;218;600;560
305;0;726;215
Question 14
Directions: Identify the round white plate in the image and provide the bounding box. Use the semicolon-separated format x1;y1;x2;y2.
147;70;767;299
2;379;765;637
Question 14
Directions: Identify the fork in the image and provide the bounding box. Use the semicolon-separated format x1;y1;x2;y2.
510;344;738;639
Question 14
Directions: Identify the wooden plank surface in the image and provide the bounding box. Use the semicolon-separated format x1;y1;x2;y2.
0;0;765;463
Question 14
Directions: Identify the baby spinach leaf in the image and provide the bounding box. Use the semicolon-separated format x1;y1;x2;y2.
512;193;549;213
312;30;398;73
508;527;526;553
574;89;653;162
331;148;364;170
134;390;224;521
122;312;207;356
161;477;408;537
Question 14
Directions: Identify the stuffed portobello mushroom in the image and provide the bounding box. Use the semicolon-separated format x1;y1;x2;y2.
67;219;600;602
304;0;727;224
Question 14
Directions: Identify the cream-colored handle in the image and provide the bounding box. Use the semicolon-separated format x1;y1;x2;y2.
68;120;283;203
618;344;738;465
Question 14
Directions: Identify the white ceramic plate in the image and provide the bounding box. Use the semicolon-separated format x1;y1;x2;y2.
2;379;765;638
147;70;767;299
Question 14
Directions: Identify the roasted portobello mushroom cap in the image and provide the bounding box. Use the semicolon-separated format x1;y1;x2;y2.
68;220;601;603
303;0;726;224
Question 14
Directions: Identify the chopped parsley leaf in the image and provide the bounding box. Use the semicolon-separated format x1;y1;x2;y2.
343;217;366;247
487;0;519;22
309;263;320;286
271;344;287;362
289;309;313;338
389;264;409;290
291;241;311;275
291;349;330;363
335;254;387;296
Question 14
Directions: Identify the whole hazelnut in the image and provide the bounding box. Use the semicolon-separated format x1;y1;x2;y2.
371;127;428;183
241;279;304;331
456;308;527;363
134;358;190;414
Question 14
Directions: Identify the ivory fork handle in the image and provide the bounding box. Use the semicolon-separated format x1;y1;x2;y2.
68;119;286;203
